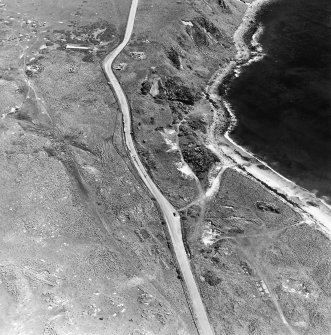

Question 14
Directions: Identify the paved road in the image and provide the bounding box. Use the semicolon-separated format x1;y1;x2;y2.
102;1;214;334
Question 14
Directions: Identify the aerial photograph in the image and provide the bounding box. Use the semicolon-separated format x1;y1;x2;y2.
0;0;330;334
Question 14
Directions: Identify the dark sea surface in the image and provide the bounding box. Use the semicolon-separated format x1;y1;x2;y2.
225;0;331;202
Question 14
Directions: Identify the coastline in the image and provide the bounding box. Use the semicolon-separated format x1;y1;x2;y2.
206;0;331;238
206;0;272;137
233;0;271;63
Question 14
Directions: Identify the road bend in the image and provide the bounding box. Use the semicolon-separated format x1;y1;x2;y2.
102;1;214;334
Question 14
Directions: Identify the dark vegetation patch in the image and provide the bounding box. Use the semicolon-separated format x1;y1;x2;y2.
169;101;191;124
167;47;181;69
256;201;280;214
13;110;32;122
82;53;95;63
137;146;156;171
180;141;218;181
178;124;219;182
187;16;231;47
141;80;151;95
187;205;201;219
203;270;222;286
192;17;223;40
227;227;244;235
187;115;207;133
217;72;235;96
218;0;229;11
163;77;196;105
140;76;196;105
210;218;246;236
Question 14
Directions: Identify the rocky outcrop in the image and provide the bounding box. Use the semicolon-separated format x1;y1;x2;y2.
163;77;196;105
179;127;219;182
187;116;207;133
256;201;280;214
167;47;182;70
141;76;197;105
203;270;222;286
141;80;152;95
187;16;231;47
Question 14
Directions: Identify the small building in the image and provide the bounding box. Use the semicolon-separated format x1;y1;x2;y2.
66;44;92;51
130;51;146;60
114;63;127;71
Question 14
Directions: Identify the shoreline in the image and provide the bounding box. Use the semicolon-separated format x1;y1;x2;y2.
206;0;331;238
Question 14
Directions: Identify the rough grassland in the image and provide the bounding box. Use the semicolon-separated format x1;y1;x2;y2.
0;0;196;334
185;168;331;334
116;0;247;206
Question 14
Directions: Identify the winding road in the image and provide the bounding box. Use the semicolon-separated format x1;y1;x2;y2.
102;1;214;334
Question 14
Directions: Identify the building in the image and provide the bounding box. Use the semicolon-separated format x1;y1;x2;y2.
66;44;92;51
130;51;146;60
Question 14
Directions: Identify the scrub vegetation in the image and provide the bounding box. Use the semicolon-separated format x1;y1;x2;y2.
0;0;196;334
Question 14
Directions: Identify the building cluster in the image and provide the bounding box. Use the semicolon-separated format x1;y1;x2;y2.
256;280;270;297
114;63;127;71
130;51;146;60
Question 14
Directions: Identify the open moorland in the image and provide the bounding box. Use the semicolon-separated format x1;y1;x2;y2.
2;0;331;334
0;0;197;334
113;0;331;334
181;168;331;334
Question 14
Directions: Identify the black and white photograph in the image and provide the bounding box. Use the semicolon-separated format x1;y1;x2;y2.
0;0;330;334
